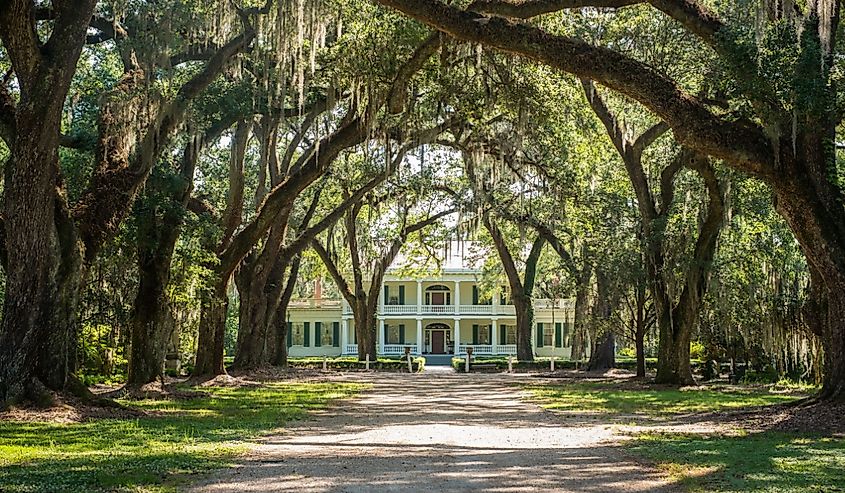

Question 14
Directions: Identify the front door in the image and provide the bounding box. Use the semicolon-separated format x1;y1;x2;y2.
431;292;445;305
431;330;445;354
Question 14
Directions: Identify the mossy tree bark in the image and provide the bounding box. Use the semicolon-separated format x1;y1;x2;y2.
0;2;254;402
484;216;545;362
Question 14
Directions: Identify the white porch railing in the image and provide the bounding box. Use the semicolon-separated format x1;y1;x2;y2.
382;344;417;355
496;305;516;315
498;344;517;355
459;305;493;314
458;344;494;355
382;305;415;315
420;305;455;314
344;344;358;355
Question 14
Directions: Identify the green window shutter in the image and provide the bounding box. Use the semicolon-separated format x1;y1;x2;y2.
536;323;544;347
399;324;405;344
384;323;389;345
472;324;479;345
287;321;293;347
500;324;507;345
353;325;357;344
384;285;390;303
472;286;479;305
314;322;322;347
304;322;310;347
398;285;405;305
564;322;572;347
555;322;562;348
333;322;340;347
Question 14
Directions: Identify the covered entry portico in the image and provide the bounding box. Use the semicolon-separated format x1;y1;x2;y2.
423;322;453;354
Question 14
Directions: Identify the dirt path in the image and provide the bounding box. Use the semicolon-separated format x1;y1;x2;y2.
189;372;682;492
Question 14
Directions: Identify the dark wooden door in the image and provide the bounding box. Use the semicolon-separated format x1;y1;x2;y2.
431;292;445;305
432;331;445;353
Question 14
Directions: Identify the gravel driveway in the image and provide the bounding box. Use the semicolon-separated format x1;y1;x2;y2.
189;371;681;492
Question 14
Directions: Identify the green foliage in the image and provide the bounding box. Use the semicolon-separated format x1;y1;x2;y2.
77;323;128;384
690;341;706;361
632;433;845;493
0;382;362;492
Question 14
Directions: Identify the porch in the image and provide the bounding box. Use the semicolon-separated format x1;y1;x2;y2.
341;343;518;356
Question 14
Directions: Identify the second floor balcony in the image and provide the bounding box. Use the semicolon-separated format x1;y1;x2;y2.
288;298;570;317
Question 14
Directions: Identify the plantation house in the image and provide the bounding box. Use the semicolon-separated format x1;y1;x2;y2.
287;243;576;358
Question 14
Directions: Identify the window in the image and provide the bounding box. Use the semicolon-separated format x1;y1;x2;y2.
292;323;305;346
544;324;554;347
476;324;490;344
320;322;333;346
385;324;405;344
505;325;517;345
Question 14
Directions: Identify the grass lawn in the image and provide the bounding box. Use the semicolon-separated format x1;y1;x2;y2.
631;432;845;493
527;380;844;492
527;381;802;415
0;381;362;493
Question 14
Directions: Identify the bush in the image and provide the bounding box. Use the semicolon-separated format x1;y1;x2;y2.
287;356;425;372
690;341;706;361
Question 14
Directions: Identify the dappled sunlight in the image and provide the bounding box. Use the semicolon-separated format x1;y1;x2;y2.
0;382;361;492
190;373;681;493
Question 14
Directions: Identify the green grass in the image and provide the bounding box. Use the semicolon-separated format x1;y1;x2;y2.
527;381;801;415
632;433;845;492
0;381;362;492
528;381;843;492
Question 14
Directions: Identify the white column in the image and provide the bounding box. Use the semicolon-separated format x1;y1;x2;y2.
492;287;500;315
341;319;349;353
454;318;461;354
416;318;423;355
378;317;385;355
454;280;461;313
417;280;423;314
379;282;385;314
491;318;498;355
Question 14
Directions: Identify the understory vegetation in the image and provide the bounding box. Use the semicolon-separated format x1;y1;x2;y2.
0;382;362;492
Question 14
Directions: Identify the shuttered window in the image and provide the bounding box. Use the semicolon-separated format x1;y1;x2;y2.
332;322;340;347
544;324;554;347
291;323;305;346
318;322;334;347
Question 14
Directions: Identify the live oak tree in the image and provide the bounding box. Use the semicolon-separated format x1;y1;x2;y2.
0;0;255;403
191;26;448;375
582;81;725;384
374;0;845;399
313;166;458;360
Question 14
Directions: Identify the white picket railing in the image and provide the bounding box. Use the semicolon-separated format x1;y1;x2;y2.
459;305;493;314
382;305;415;315
382;344;417;355
498;344;517;355
420;305;455;314
458;344;494;355
344;344;358;355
